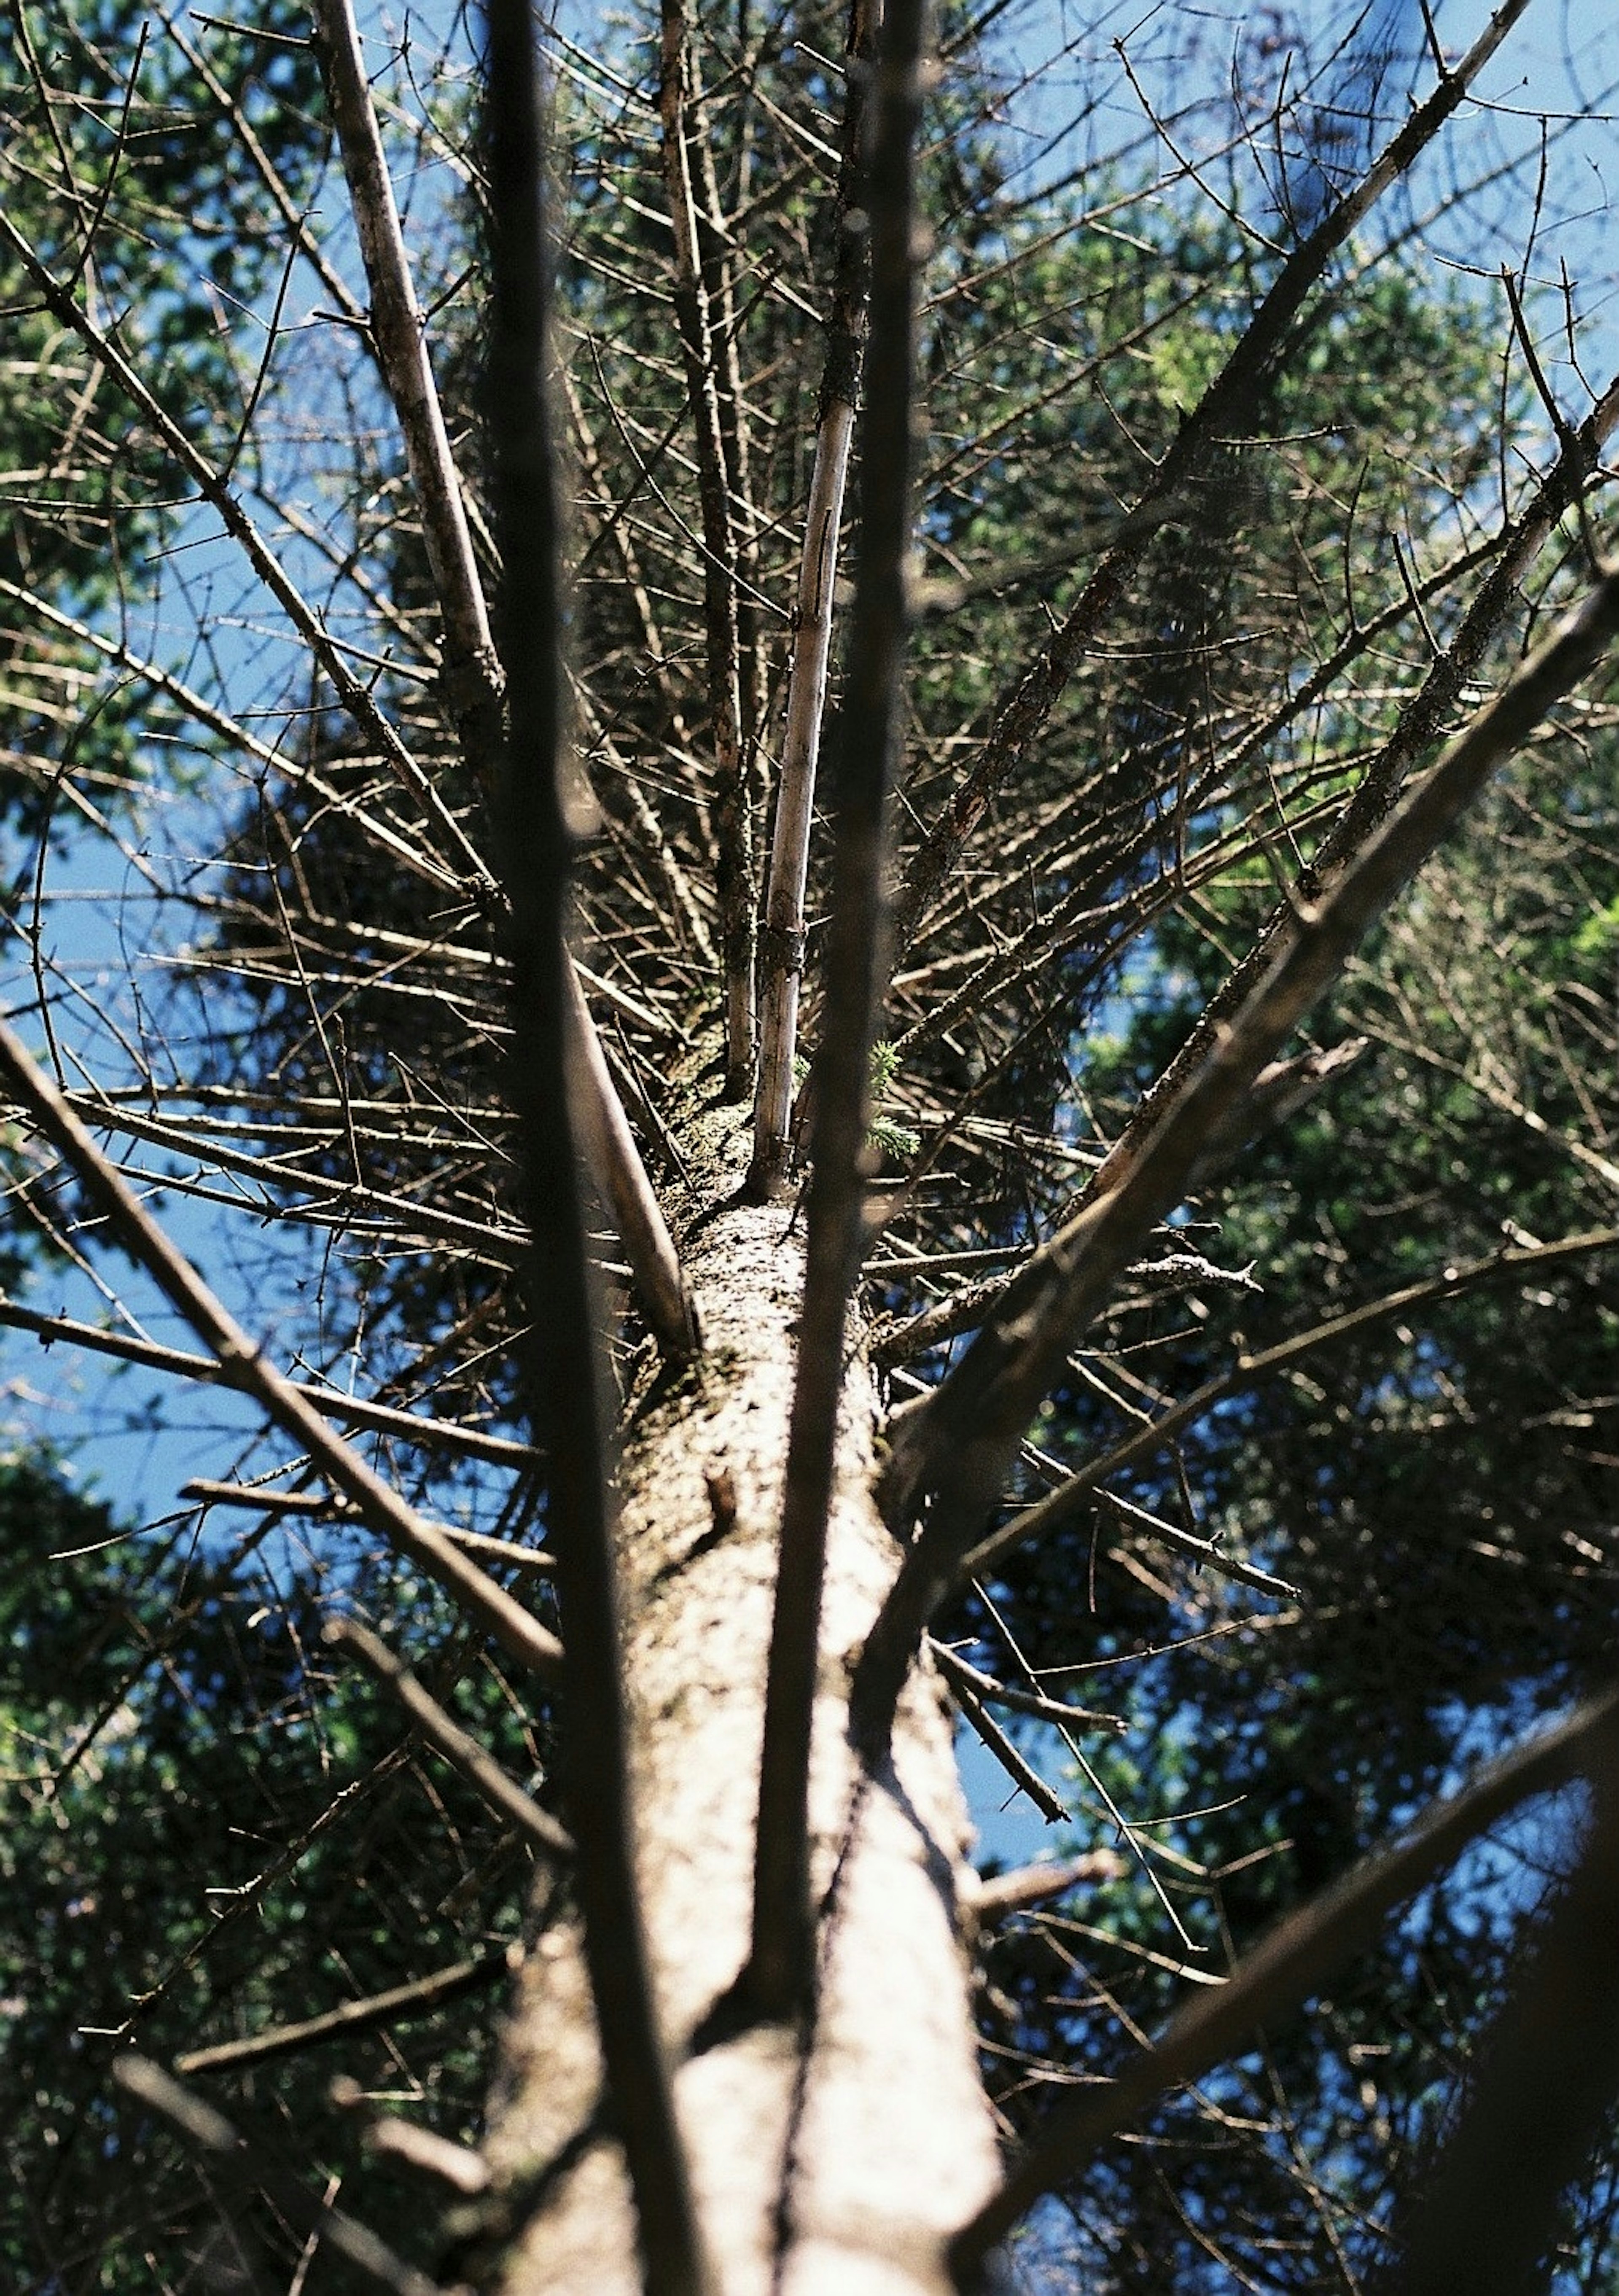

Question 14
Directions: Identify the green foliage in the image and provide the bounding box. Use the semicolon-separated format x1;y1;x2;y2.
0;1455;555;2291
0;1;324;852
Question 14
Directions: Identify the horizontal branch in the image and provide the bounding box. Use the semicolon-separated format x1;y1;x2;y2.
959;1223;1619;1586
929;1640;1125;1734
181;1479;556;1571
968;1852;1126;1926
0;1019;562;1680
947;1681;1619;2284
1093;1490;1301;1602
0;1295;535;1465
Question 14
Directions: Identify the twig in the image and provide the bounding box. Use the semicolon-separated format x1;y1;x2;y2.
947;1681;1619;2285
928;1640;1126;1734
175;1947;519;2076
0;211;496;899
960;1224;1619;1587
323;1617;573;1860
1092;1489;1301;1602
0;1295;536;1466
111;2056;446;2296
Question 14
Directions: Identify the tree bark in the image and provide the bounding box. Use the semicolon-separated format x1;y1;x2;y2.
482;1088;999;2293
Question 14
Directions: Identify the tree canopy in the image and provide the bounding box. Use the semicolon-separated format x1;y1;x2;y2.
3;0;1619;2290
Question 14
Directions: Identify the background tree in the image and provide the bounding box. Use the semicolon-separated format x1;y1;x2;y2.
3;0;1619;2292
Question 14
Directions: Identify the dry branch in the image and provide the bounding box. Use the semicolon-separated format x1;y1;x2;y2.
175;1948;518;2078
310;0;506;774
483;3;709;2283
749;0;877;1190
323;1616;573;1860
747;0;928;2016
0;1018;564;1678
858;566;1619;1756
111;2056;446;2296
947;1681;1619;2284
892;0;1534;948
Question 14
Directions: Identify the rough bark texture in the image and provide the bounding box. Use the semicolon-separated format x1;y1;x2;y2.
482;1084;999;2293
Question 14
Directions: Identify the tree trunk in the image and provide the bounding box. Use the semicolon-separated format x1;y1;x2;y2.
482;1088;1000;2293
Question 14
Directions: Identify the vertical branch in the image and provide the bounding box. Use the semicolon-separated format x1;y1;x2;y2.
566;963;699;1362
315;0;696;1363
658;0;754;1095
481;9;709;2292
310;0;506;777
750;0;880;1196
746;0;928;2017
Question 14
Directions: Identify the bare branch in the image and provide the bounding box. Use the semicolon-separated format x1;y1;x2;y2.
749;0;877;1192
0;208;497;898
893;0;1535;947
175;1947;518;2078
1383;1753;1619;2296
961;1225;1619;1587
0;1018;564;1680
111;2056;446;2296
323;1615;574;1860
309;0;506;775
0;1296;536;1466
858;566;1619;1758
482;5;710;2285
947;1682;1619;2286
567;962;699;1359
657;0;754;1093
746;0;928;2016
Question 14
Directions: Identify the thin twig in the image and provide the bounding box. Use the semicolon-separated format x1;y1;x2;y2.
857;566;1619;1760
0;1295;535;1465
111;2056;446;2296
893;0;1535;947
0;1018;563;1681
